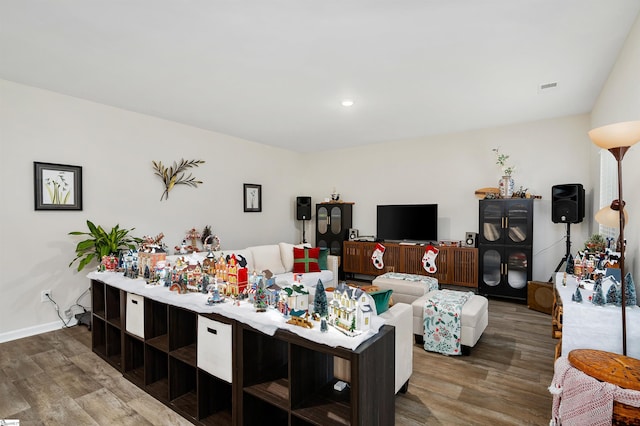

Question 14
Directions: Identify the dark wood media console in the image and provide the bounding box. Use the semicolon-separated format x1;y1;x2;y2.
91;279;395;425
343;241;478;288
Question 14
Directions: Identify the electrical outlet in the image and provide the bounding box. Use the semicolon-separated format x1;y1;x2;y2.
41;289;52;303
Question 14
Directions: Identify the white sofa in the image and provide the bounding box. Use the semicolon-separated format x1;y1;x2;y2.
169;242;339;289
171;243;413;394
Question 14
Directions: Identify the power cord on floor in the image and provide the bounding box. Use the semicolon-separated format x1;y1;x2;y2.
45;286;91;329
45;293;75;328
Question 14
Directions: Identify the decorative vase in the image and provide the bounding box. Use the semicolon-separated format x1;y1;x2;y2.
499;176;514;198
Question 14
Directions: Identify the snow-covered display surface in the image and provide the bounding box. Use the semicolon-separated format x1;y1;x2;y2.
555;272;640;358
88;271;385;350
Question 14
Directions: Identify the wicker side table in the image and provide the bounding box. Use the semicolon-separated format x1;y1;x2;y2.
568;349;640;425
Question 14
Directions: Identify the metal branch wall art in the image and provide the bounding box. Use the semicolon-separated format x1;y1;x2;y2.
152;159;205;201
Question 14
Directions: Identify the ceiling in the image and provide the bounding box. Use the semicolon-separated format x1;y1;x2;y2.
1;1;639;153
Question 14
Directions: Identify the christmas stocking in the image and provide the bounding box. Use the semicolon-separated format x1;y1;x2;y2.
422;244;439;274
371;243;386;270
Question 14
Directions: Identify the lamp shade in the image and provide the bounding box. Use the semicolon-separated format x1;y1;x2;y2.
595;201;629;228
588;120;640;149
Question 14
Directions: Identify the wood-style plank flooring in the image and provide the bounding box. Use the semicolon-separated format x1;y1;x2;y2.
1;298;556;425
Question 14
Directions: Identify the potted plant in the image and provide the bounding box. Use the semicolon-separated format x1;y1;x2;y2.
69;220;141;271
584;233;606;253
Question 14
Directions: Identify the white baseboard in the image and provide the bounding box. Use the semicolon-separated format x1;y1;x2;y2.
0;318;78;344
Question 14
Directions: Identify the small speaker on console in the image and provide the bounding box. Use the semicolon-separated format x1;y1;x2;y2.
296;196;311;220
348;228;359;241
551;184;585;224
464;232;477;248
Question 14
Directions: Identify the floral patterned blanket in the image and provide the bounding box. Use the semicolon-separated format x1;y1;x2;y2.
423;290;474;355
379;272;439;293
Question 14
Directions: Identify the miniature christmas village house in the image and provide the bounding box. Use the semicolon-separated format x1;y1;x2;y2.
227;254;248;290
185;262;203;291
215;256;228;281
328;283;373;335
283;285;309;312
138;247;167;278
202;251;216;275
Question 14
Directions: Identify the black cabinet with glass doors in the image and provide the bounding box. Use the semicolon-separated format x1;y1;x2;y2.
316;202;353;279
478;199;533;300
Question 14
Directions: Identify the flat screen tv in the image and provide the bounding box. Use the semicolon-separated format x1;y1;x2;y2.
376;204;438;243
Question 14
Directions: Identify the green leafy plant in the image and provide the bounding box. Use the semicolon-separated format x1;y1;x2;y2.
493;147;515;176
69;220;142;271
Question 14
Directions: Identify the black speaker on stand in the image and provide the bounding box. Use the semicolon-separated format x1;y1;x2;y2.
296;196;311;243
550;184;585;280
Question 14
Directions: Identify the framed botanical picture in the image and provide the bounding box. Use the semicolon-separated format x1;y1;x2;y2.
34;162;83;211
243;183;262;212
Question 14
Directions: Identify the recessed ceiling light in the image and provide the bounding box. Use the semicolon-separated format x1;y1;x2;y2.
341;99;354;107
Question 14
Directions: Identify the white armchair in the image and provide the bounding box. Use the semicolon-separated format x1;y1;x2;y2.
333;302;413;394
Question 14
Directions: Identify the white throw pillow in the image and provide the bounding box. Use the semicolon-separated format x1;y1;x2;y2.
249;245;286;274
279;242;311;272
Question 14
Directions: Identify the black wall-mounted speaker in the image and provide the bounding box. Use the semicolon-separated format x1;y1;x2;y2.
464;232;478;248
296;196;312;220
551;184;585;224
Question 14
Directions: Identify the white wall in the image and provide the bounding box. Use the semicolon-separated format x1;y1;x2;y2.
0;79;305;339
0;78;605;341
304;115;594;284
590;14;640;285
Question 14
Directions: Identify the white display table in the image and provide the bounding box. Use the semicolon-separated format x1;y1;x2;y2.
554;272;640;358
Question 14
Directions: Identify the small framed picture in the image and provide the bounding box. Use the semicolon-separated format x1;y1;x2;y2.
34;162;83;211
243;183;262;212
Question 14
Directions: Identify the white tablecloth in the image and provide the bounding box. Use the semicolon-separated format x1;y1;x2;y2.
87;271;385;350
555;272;640;358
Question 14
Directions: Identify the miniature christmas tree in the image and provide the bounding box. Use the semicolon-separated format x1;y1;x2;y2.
254;286;268;312
606;282;620;305
572;287;583;303
313;280;328;317
592;279;605;306
624;272;637;306
565;254;574;274
350;316;356;332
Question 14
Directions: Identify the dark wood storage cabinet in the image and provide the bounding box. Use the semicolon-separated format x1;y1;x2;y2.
478;199;534;300
91;279;395;426
343;241;478;288
316;202;353;258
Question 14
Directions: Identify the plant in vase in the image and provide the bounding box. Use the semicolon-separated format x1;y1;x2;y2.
69;220;142;271
493;148;515;198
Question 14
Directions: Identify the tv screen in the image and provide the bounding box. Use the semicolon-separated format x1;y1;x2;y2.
376;204;438;242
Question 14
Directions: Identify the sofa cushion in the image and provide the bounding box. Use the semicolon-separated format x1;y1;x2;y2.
318;247;329;270
249;245;286;274
369;289;393;314
279;242;310;272
275;271;332;289
293;247;321;273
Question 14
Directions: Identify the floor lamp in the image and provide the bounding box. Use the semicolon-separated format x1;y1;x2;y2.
588;120;640;356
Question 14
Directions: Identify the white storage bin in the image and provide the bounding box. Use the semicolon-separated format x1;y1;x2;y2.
125;293;145;338
197;315;232;383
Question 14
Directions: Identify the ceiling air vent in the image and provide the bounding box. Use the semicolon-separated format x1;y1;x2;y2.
538;82;558;93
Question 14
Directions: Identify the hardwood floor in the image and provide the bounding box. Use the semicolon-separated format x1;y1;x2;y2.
1;298;555;425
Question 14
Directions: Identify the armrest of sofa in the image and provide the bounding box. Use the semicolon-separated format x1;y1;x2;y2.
327;254;340;285
379;302;413;394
